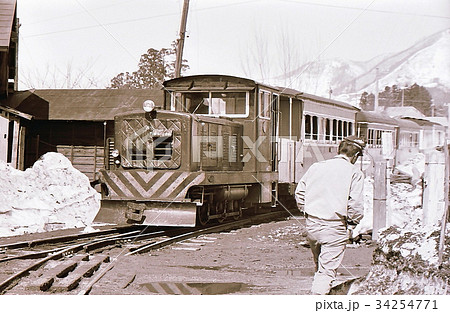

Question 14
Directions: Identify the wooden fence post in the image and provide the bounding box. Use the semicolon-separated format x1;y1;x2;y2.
422;150;446;226
438;143;449;265
373;160;387;240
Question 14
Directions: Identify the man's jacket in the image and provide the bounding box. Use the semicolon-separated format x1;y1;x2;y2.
295;155;364;224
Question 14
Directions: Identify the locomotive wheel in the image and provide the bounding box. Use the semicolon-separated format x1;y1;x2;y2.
197;202;210;226
232;200;242;221
215;202;226;223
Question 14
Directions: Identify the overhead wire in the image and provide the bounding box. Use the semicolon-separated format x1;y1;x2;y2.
279;0;450;20
23;0;261;38
25;0;142;26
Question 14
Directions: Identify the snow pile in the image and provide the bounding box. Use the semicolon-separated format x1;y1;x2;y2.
389;183;423;227
353;154;425;237
0;152;100;237
346;152;449;295
349;223;449;295
395;153;425;184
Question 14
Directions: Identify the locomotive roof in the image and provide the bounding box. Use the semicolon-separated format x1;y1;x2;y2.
164;75;259;91
32;89;164;121
164;74;304;97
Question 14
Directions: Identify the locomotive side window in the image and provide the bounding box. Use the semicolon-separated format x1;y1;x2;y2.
259;91;271;119
183;91;248;117
186;92;210;114
211;92;247;115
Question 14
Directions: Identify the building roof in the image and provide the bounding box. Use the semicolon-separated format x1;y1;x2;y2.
0;0;16;51
0;104;33;120
33;89;165;121
384;106;426;118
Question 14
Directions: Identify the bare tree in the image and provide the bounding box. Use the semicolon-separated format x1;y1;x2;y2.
240;25;307;88
20;59;102;89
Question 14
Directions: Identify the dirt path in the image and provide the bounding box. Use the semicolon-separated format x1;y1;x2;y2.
90;216;375;295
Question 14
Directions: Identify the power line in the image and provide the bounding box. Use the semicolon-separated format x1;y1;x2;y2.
25;0;141;26
279;0;450;20
23;11;180;38
22;0;261;38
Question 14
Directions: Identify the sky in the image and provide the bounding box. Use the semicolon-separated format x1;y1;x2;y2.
16;0;450;90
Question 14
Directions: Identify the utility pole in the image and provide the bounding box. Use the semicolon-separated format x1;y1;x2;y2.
175;0;190;78
401;88;404;107
374;67;379;112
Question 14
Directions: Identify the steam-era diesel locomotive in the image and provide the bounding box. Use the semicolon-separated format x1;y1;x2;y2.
93;74;446;227
94;75;309;226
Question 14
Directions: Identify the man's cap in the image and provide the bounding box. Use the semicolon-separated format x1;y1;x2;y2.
342;136;366;151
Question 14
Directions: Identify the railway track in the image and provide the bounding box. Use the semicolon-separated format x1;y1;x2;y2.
0;209;290;295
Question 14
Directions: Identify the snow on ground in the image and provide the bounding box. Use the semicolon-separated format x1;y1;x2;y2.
354;153;425;237
349;152;449;295
0;152;100;237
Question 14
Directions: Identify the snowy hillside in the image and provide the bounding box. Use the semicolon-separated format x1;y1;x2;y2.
350;29;450;94
282;29;450;102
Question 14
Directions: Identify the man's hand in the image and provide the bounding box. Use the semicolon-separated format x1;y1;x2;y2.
347;226;361;244
347;228;353;242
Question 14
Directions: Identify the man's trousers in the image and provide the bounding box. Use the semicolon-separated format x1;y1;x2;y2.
305;215;348;295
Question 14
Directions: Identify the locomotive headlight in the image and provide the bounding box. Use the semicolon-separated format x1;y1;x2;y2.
143;99;156;112
111;149;120;158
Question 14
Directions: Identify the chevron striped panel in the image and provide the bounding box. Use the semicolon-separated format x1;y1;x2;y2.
101;170;206;201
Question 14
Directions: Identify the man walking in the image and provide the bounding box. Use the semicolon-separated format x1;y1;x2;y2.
295;136;366;295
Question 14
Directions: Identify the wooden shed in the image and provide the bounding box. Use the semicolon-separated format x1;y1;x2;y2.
0;105;31;169
0;0;26;169
0;0;18;98
7;89;164;181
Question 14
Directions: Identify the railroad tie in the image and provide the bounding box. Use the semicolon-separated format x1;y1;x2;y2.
51;255;110;292
27;254;89;292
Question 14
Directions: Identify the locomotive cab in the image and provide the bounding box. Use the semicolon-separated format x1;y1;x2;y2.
94;102;244;227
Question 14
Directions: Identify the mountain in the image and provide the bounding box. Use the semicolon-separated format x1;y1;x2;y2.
281;29;450;109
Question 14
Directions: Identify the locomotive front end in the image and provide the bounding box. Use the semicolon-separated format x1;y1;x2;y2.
94;104;201;227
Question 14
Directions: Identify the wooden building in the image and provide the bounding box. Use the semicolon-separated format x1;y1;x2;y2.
0;0;18;98
0;0;30;169
6;89;164;181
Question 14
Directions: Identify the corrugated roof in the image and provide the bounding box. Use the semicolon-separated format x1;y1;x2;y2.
33;89;165;121
0;0;16;51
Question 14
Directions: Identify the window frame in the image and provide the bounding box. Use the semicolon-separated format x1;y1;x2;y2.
171;90;250;118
